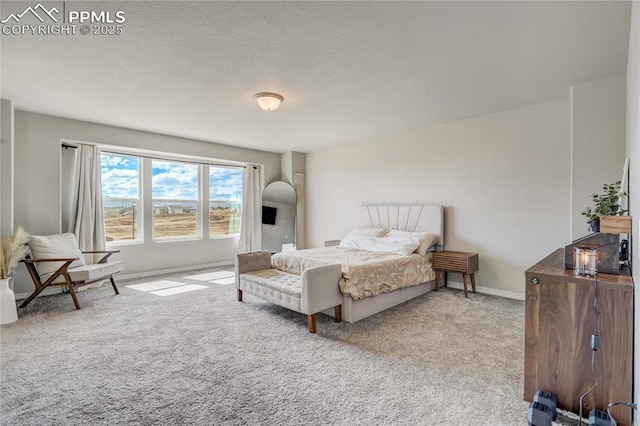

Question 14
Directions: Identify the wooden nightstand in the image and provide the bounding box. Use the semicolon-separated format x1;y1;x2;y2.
324;240;341;247
433;251;479;298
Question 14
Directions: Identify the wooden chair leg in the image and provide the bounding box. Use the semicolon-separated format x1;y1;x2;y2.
110;277;120;295
18;284;48;308
237;289;243;302
334;305;342;323
307;314;316;333
67;284;81;309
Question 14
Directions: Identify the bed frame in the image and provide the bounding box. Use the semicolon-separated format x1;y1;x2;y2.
323;204;444;323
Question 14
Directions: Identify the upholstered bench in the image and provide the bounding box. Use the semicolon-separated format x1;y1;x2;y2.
236;251;342;333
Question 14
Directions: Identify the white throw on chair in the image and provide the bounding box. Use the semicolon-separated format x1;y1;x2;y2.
20;233;123;310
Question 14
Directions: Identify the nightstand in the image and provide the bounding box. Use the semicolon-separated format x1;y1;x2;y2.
324;240;341;247
433;251;479;298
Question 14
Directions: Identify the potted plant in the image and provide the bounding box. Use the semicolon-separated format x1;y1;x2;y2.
581;181;628;232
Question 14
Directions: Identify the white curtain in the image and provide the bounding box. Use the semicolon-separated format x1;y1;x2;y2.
239;165;263;253
69;144;106;261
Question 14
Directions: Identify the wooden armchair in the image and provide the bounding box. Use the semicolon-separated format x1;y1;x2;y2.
20;233;123;310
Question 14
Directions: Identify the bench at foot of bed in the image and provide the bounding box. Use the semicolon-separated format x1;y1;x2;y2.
235;251;343;333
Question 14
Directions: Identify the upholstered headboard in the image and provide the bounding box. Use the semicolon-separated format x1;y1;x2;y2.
355;205;444;247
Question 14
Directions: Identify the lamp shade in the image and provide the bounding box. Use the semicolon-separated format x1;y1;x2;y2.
254;92;284;111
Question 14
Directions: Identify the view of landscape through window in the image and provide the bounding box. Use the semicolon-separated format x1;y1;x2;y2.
152;160;199;239
101;154;243;242
101;154;140;242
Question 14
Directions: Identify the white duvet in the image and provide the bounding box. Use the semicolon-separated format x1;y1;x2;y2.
338;235;420;255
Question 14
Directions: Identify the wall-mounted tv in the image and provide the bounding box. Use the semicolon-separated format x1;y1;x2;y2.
262;206;277;225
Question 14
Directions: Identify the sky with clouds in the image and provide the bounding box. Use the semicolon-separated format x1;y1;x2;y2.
101;154;243;201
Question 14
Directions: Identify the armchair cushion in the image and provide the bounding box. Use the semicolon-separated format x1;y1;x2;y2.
49;261;125;284
29;233;85;275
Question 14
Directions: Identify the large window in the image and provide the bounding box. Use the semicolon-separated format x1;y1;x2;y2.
100;150;244;245
152;160;199;240
100;154;141;242
209;166;243;237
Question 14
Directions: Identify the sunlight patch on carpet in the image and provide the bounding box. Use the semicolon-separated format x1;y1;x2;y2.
209;276;235;285
127;280;209;296
127;280;185;292
150;284;208;296
184;271;234;282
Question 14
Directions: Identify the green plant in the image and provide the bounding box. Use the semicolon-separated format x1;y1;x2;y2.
581;181;628;223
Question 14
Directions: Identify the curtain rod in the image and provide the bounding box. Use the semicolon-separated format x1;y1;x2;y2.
60;143;252;169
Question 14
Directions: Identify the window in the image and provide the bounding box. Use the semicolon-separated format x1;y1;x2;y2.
209;166;243;237
152;160;199;240
99;148;244;245
100;154;141;242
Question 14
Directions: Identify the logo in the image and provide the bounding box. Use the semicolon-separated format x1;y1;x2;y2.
1;3;58;24
1;2;126;36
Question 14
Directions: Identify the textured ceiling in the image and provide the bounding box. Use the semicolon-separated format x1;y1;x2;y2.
0;1;632;153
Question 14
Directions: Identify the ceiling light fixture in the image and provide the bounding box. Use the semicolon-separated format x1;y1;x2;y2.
254;92;284;111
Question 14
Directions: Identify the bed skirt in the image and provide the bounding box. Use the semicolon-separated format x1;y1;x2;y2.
321;279;435;323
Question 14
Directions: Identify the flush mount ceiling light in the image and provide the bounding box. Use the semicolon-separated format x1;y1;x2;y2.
254;92;284;111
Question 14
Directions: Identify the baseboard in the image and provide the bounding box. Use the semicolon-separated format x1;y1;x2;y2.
445;281;525;301
15;261;235;301
117;260;235;281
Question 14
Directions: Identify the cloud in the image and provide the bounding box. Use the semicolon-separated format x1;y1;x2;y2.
152;161;198;199
101;155;140;199
101;155;244;203
210;167;243;200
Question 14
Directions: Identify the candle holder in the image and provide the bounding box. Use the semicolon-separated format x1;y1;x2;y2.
573;246;598;276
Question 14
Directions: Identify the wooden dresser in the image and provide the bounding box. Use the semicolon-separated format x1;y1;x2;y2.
524;249;633;425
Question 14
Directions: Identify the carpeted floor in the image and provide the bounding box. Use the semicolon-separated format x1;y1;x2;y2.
1;267;535;425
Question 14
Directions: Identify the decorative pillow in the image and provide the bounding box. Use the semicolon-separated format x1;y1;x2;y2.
342;227;391;240
386;230;438;256
28;233;85;276
339;235;420;256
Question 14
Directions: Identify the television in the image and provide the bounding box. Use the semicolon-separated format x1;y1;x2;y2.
262;206;277;225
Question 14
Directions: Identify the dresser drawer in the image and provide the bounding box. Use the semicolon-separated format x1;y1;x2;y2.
433;251;478;274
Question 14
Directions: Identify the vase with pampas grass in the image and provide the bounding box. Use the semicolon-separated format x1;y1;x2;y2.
0;227;30;324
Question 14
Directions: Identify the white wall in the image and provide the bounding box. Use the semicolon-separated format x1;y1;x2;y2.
0;99;14;240
627;2;639;424
571;76;628;240
306;99;571;298
12;110;281;295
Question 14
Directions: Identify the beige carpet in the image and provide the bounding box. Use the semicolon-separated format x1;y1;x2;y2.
1;267;534;425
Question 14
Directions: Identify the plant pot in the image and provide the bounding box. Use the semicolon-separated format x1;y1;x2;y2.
0;278;18;324
588;218;600;233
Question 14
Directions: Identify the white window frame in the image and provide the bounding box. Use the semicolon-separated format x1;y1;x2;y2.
90;143;246;246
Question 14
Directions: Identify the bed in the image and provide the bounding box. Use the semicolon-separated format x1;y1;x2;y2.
271;204;444;323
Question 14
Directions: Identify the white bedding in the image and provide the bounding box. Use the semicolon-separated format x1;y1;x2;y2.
338;235;420;255
271;247;435;300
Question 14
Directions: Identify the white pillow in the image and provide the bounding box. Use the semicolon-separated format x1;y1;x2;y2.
28;233;85;276
386;230;438;256
342;227;391;239
339;235;420;256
